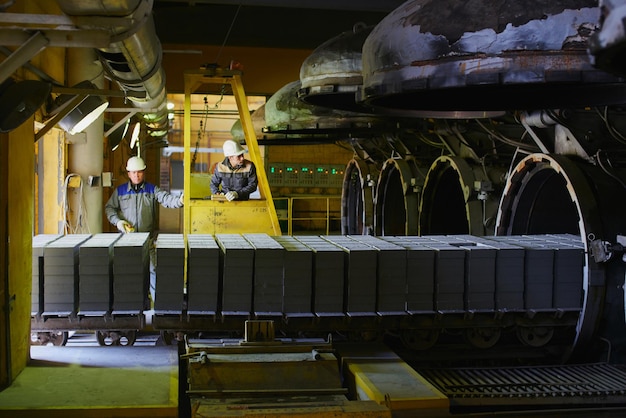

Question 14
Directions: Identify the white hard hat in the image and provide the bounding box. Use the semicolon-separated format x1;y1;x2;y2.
126;156;146;171
223;139;245;157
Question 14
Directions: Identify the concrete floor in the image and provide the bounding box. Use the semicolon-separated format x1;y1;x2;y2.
0;334;179;418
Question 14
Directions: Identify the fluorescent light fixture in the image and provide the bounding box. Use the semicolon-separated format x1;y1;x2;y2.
56;80;109;135
129;121;141;149
107;118;130;151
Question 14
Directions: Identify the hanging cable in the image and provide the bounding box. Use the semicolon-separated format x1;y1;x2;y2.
214;1;243;65
61;173;90;235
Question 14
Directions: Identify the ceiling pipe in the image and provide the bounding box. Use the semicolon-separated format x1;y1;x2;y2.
55;0;169;139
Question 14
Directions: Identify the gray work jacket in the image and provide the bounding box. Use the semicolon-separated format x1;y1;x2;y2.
105;181;182;233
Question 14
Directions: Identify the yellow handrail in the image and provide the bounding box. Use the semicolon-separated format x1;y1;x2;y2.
274;196;341;235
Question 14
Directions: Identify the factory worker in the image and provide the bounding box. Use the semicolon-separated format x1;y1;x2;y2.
105;156;183;233
105;155;183;304
210;139;258;201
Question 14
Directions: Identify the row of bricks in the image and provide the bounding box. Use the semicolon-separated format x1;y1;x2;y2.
32;232;585;316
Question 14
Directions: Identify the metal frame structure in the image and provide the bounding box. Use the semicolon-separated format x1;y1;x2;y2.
182;68;281;236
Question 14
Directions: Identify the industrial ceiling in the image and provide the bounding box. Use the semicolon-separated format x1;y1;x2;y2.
152;0;406;49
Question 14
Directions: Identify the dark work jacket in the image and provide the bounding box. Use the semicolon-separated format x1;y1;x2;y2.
209;158;258;200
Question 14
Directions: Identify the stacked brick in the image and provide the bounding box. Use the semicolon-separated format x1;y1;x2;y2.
272;235;313;317
380;236;436;313
78;233;121;314
294;236;344;316
31;234;62;315
243;234;285;316
322;235;378;315
543;234;584;309
42;234;92;314
113;232;150;312
155;234;185;312
486;234;584;310
347;235;407;315
215;234;255;315
417;237;466;312
31;232;585;321
187;234;220;314
428;235;498;311
458;235;525;310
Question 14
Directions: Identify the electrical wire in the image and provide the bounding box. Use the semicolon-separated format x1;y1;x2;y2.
595;106;626;145
61;173;90;235
475;119;538;151
214;1;243;65
595;150;626;192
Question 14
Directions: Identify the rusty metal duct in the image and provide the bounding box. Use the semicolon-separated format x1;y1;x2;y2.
358;0;626;113
589;0;626;76
232;80;396;144
55;0;168;139
297;23;372;112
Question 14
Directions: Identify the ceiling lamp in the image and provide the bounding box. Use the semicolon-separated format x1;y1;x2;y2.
56;80;109;135
0;78;51;133
129;120;141;149
106;118;130;151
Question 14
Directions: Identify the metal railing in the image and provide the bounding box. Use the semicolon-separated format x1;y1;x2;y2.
274;195;341;235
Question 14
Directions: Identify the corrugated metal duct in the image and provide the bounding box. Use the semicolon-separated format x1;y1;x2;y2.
55;0;169;139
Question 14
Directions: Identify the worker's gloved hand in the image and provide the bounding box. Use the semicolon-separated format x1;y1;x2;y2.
116;220;134;233
179;193;184;205
225;191;238;201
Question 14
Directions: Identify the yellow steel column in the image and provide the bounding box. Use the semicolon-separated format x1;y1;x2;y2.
231;74;280;234
183;72;192;238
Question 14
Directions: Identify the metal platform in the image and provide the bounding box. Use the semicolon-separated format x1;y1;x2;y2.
420;363;626;411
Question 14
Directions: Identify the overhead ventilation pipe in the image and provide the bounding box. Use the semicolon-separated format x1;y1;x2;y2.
297;23;373;113
55;0;169;139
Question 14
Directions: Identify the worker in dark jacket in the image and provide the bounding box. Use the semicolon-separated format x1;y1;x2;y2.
105;156;183;305
210;139;258;201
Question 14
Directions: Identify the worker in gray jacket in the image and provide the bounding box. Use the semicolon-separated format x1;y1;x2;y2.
105;156;183;305
105;156;183;233
210;139;258;201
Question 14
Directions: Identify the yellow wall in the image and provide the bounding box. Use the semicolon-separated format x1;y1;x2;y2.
0;0;65;386
2;119;35;382
162;44;311;96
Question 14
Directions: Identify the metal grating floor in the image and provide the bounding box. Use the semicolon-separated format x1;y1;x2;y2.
420;363;626;407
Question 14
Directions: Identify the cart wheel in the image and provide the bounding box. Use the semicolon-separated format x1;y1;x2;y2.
516;326;554;347
465;327;501;349
96;330;137;346
159;330;174;345
30;331;68;346
400;329;439;350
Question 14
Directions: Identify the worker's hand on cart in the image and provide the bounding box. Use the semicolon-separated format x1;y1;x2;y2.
116;220;135;233
225;191;238;201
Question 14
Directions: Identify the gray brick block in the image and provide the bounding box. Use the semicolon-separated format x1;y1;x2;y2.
295;236;344;314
